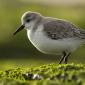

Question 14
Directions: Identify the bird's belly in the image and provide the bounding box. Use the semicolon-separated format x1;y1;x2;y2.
27;27;84;54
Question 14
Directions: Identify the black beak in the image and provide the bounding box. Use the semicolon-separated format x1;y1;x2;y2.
13;25;25;36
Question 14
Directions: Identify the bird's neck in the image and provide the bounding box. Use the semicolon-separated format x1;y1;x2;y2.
30;16;43;33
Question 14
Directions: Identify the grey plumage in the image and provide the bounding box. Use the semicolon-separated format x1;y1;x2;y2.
43;19;85;40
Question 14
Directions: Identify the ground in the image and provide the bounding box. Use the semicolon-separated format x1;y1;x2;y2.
0;63;85;85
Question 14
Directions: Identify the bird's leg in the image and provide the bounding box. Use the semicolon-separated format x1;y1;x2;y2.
64;53;71;64
59;51;66;64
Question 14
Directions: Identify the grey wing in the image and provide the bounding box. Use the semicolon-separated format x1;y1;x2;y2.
43;20;85;40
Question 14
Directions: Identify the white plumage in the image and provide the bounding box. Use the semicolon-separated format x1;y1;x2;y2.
27;23;84;54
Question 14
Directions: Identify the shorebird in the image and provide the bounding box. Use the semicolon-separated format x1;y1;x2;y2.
13;11;85;64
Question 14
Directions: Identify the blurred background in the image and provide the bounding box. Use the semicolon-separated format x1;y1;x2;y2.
0;0;85;69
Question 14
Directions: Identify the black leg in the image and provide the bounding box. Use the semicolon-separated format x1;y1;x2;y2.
64;53;71;64
59;52;66;64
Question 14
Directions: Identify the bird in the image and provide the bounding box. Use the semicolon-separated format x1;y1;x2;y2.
13;11;85;64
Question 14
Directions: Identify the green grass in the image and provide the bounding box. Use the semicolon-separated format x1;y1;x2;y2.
0;63;85;85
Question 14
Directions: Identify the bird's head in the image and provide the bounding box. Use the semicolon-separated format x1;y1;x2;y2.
13;11;42;35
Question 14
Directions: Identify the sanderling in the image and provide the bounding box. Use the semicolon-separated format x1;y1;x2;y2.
13;11;85;64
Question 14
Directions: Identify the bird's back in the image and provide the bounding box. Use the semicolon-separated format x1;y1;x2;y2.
43;17;85;40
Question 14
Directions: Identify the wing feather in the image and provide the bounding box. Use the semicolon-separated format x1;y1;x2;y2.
43;19;85;40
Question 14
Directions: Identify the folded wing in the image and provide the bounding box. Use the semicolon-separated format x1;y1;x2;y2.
43;19;85;40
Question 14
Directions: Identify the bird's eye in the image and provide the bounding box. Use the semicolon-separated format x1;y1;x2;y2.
26;19;30;22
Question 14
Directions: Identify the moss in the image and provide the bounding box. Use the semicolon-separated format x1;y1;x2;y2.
0;63;85;85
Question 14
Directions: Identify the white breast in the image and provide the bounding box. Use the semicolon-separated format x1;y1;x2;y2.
27;25;84;54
